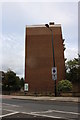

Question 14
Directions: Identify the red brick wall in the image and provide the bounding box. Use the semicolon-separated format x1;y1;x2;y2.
25;25;65;93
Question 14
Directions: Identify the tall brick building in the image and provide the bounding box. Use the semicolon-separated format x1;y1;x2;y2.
25;22;65;94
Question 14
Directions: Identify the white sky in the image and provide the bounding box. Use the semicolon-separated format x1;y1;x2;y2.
0;0;79;78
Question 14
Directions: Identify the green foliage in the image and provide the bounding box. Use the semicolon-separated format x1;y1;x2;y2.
20;78;24;89
57;80;72;93
66;56;80;83
2;70;21;92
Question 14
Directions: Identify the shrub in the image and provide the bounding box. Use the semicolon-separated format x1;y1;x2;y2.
57;80;72;93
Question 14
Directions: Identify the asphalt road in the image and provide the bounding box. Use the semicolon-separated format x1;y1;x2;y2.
2;97;80;120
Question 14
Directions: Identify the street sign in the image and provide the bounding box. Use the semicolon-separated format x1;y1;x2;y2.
52;74;57;80
52;67;57;80
52;67;57;75
24;83;28;91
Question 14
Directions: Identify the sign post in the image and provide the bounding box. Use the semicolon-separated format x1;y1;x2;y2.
24;83;28;91
45;24;57;97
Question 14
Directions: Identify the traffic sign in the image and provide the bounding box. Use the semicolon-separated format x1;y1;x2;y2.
52;67;57;75
24;83;28;91
52;74;57;80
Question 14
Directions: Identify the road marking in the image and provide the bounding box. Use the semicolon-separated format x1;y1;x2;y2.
2;109;79;119
22;111;63;119
2;110;65;119
0;112;19;118
2;109;63;119
30;109;80;115
2;103;20;107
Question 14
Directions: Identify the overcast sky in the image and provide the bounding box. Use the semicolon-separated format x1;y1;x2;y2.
0;1;79;78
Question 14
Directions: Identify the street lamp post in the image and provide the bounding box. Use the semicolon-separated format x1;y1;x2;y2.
45;24;57;97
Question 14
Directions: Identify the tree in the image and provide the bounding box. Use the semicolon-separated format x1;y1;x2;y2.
20;77;24;90
2;70;21;93
57;80;72;93
66;56;80;83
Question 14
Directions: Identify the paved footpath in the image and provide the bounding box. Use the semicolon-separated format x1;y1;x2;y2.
2;95;80;103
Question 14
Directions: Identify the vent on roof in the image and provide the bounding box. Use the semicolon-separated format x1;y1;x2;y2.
49;22;54;25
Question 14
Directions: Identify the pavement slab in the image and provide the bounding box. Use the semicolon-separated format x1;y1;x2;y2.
2;95;79;103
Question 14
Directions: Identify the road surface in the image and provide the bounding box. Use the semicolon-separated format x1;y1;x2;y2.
2;97;80;120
